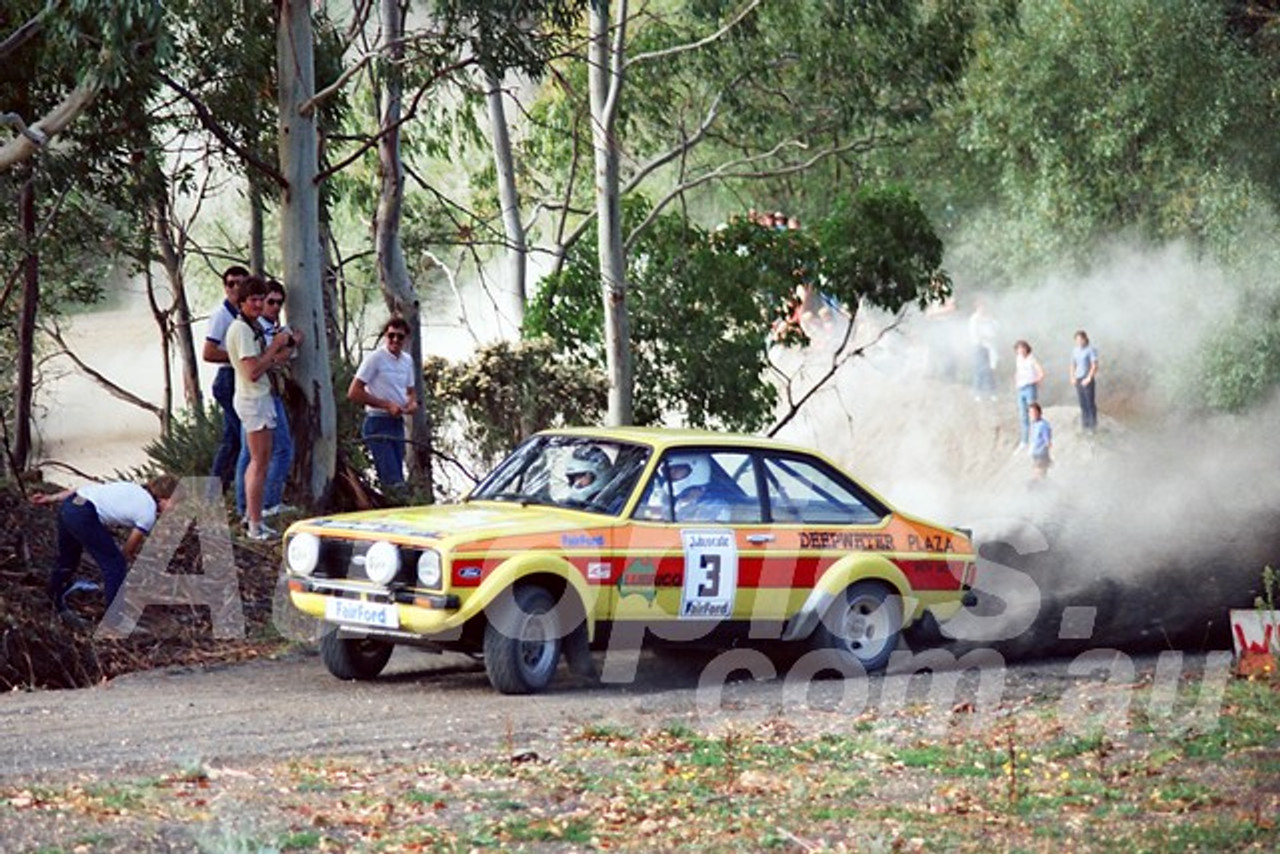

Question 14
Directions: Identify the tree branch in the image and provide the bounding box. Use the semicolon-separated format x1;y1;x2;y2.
626;0;761;69
315;55;475;183
0;0;51;61
41;323;165;423
767;308;905;437
159;73;287;189
0;82;99;172
626;135;876;252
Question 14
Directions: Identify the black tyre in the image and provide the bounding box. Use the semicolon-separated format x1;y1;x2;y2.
810;581;902;672
483;585;562;694
319;630;394;680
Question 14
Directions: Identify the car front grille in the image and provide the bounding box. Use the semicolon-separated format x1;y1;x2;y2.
314;539;421;587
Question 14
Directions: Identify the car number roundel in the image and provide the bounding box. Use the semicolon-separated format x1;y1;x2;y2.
680;529;738;619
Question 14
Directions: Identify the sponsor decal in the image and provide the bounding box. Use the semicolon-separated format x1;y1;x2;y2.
586;561;612;581
457;566;483;580
616;559;682;604
680;529;738;620
327;598;397;628
799;531;896;551
309;519;442;538
561;533;606;548
905;533;955;553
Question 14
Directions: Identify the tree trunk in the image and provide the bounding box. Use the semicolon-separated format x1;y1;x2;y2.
142;257;174;433
589;0;632;426
249;181;266;276
374;0;433;497
13;167;38;469
277;0;338;505
151;192;202;410
485;67;526;336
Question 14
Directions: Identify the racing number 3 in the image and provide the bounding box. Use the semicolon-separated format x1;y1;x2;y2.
697;554;721;598
679;529;738;619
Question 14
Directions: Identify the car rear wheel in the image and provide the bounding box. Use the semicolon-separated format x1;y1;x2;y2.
483;585;562;694
320;630;394;680
811;581;902;672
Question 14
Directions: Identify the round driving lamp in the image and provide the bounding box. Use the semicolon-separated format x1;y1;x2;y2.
286;532;321;577
417;550;443;588
364;540;401;586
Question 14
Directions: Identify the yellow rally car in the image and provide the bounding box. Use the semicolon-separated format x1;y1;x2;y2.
284;427;976;694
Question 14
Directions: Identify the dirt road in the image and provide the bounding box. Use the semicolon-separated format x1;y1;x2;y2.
0;644;1226;784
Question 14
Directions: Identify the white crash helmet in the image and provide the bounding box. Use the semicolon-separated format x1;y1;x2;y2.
665;453;711;499
565;445;611;502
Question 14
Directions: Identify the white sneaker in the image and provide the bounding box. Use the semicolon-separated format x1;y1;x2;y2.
262;503;296;518
247;522;279;541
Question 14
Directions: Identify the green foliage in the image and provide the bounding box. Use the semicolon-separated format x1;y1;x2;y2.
1197;293;1280;412
942;0;1280;272
814;185;949;313
434;338;606;468
528;188;947;431
135;406;221;480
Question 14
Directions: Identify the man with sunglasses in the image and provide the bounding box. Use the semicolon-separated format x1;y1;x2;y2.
203;265;248;494
348;317;418;490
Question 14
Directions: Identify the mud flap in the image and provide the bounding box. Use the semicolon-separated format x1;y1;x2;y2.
563;621;597;682
903;611;943;647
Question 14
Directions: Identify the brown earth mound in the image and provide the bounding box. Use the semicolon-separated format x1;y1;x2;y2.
0;485;285;691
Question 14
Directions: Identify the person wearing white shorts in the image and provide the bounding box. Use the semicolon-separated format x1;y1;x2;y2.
227;276;295;540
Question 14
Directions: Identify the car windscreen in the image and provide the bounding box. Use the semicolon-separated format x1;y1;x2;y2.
469;435;651;516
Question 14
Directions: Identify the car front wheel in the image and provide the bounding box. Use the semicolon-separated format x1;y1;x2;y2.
319;630;394;680
483;585;562;694
811;581;902;672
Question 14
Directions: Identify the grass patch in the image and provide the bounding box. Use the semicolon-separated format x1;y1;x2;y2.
3;672;1275;852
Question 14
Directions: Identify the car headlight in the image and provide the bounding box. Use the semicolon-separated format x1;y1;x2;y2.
286;532;321;576
417;550;443;588
364;540;401;586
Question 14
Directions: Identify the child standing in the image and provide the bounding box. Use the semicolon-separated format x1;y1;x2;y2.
1028;402;1053;478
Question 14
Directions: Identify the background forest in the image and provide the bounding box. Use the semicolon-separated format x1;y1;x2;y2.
3;0;1280;508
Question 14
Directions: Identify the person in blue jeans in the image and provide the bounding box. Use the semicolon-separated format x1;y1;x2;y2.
348;317;418;489
1069;329;1100;432
234;279;299;519
204;265;248;493
32;475;180;616
1028;403;1052;479
1012;339;1045;449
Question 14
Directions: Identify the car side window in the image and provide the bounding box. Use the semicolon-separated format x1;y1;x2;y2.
632;450;763;524
762;456;884;525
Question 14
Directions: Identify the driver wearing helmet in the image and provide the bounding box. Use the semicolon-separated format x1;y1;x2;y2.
564;445;612;505
664;453;733;522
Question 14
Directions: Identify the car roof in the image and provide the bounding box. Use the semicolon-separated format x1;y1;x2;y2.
537;425;831;457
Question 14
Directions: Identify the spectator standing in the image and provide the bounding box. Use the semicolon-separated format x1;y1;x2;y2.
348;318;419;490
32;475;180;617
1028;402;1052;479
203;265;248;492
1013;339;1045;450
1069;329;1100;433
226;276;295;539
968;299;998;400
234;279;300;519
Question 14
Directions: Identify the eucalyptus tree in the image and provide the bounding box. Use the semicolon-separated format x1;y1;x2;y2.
0;0;169;472
528;185;948;433
362;0;583;492
0;1;166;171
519;0;969;427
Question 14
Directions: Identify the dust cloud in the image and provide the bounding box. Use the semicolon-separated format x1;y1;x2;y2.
775;240;1280;658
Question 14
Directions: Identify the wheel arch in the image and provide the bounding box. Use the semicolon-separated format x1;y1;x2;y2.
780;554;916;642
461;553;598;643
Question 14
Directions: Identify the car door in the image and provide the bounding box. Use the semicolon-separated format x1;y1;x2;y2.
611;449;765;636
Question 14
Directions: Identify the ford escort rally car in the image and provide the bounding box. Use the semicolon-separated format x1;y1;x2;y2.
283;427;976;694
